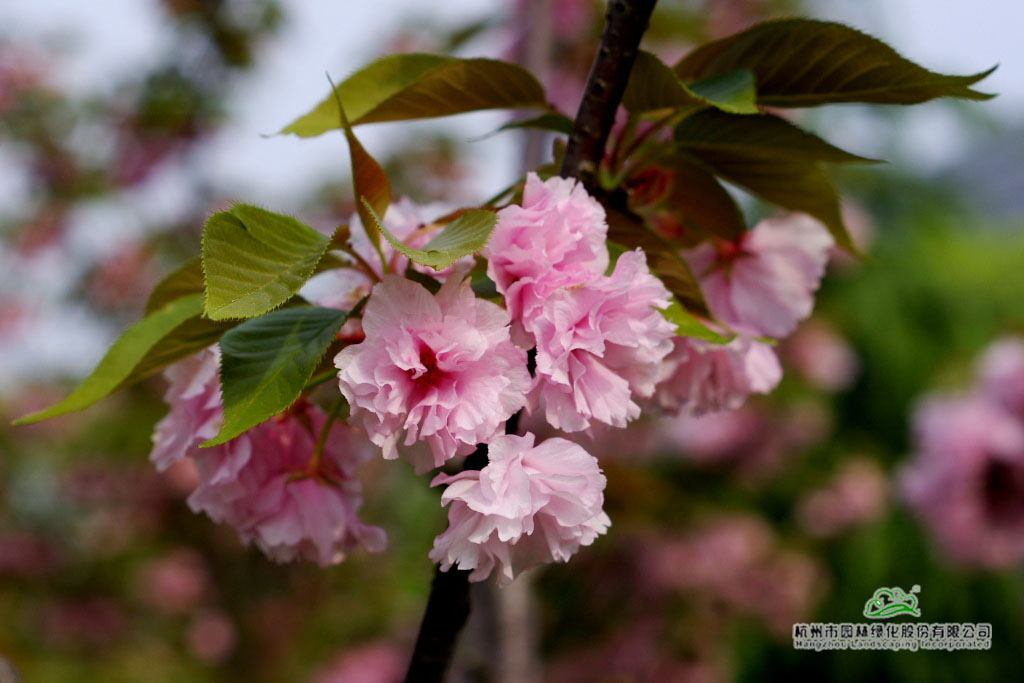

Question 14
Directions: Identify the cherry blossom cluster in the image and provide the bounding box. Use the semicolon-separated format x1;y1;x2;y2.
150;347;386;566
900;337;1024;567
149;172;836;584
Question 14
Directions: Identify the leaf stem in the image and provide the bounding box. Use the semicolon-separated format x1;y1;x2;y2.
310;394;345;471
339;244;383;284
303;369;338;393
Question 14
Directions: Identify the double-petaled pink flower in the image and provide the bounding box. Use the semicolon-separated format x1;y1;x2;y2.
487;173;676;431
528;249;676;431
335;274;530;473
150;347;223;471
429;433;610;585
188;403;386;566
684;214;833;339
150;348;385;566
486;172;608;344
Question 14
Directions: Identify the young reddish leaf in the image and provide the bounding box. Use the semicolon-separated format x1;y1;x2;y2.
671;109;877;250
281;54;548;137
680;149;851;251
660;160;747;242
674;19;994;106
603;196;709;316
624;51;705;113
333;93;391;258
687;69;758;114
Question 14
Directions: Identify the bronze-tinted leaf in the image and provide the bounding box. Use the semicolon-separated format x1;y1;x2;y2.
675;19;994;106
603;196;709;316
674;109;880;164
282;54;548;137
624;51;757;114
660;160;747;241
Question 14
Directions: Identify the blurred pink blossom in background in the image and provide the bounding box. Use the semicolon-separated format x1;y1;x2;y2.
901;389;1024;567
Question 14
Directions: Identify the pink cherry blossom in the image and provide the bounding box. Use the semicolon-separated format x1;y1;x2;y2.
528;250;676;431
186;609;237;664
150;349;384;566
654;336;782;415
136;548;209;614
900;394;1024;568
638;515;823;637
977;336;1024;416
312;641;405;683
796;459;888;538
781;319;859;392
684;214;834;339
150;346;223;471
429;433;610;585
188;402;386;566
485;172;608;342
335;274;530;473
655;405;765;464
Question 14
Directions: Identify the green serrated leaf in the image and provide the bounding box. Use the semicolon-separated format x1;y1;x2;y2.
661;297;733;344
202;306;348;447
121;316;237;389
674;109;881;163
363;200;497;271
281;54;548;137
623;51;758;115
674;19;994;106
202;204;330;321
312;251;351;276
13;295;205;425
147;258;204;314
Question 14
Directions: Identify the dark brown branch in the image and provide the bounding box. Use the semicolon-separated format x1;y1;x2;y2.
405;1;657;678
560;0;659;187
403;416;516;683
403;448;486;683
